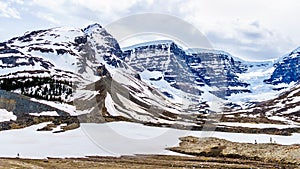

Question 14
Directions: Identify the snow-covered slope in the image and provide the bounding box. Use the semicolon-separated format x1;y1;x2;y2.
227;83;300;125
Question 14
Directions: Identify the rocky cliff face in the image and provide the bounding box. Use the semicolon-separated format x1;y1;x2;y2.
122;41;250;98
185;48;250;97
123;40;203;96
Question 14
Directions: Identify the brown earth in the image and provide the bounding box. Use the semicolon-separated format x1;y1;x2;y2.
0;154;299;169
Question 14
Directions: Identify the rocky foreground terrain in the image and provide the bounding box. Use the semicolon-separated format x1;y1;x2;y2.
169;136;300;166
0;153;299;169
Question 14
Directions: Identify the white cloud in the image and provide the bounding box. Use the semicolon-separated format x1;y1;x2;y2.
1;0;300;60
73;0;138;13
202;20;295;60
9;0;24;5
30;0;66;12
0;1;21;19
70;0;141;23
162;0;300;60
35;12;59;24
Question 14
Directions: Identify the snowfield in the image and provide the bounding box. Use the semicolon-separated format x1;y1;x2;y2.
0;122;299;159
0;123;111;159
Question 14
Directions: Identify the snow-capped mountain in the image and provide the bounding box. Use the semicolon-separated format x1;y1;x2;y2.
0;23;299;130
0;24;208;129
0;24;125;104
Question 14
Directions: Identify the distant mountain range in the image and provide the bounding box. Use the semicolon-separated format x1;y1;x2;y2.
0;23;299;129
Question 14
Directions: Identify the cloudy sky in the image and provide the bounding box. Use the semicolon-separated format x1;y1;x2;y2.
0;0;299;60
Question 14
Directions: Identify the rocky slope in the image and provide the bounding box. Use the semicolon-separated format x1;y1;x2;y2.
224;83;300;125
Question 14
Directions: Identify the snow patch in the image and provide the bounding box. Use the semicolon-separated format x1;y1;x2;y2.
105;93;120;116
0;109;17;122
30;98;76;116
29;111;59;116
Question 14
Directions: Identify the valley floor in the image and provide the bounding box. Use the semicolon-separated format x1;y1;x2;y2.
0;121;299;168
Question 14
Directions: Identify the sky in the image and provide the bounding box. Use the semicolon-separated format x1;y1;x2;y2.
0;0;300;61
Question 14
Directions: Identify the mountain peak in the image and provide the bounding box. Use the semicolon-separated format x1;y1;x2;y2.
83;23;103;35
122;40;175;51
282;46;300;60
291;46;300;54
